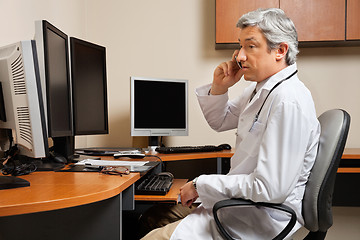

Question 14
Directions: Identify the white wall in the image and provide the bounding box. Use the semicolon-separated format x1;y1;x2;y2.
2;0;359;149
297;47;360;148
0;0;86;46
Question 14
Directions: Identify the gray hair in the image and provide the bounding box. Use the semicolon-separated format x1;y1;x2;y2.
236;8;298;65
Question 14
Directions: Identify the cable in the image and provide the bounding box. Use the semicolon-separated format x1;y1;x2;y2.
145;154;164;171
1;131;17;168
159;136;165;147
0;130;37;176
2;160;37;176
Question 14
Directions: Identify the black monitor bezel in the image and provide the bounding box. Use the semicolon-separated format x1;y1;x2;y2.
42;20;73;138
70;37;109;136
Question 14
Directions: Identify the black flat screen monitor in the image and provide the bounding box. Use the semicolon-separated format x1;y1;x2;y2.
35;20;74;162
70;37;108;135
41;21;73;137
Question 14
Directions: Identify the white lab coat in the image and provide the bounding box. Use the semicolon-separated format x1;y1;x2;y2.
170;64;320;240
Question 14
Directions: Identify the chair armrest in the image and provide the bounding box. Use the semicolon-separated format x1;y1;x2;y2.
213;198;297;240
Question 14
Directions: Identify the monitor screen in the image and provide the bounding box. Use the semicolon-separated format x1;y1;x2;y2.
35;20;73;138
130;77;188;138
70;37;108;135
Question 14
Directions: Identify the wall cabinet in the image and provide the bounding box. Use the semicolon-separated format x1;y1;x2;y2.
347;0;360;40
216;0;360;48
216;0;279;44
281;0;345;42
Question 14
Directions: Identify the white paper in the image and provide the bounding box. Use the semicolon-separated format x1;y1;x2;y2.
75;159;148;167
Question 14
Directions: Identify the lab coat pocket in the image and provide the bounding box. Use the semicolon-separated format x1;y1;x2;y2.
238;121;265;157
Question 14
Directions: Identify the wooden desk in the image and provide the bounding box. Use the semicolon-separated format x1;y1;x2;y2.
152;150;234;178
0;171;140;240
338;148;360;173
0;171;140;217
332;148;360;206
155;149;234;162
152;148;360;173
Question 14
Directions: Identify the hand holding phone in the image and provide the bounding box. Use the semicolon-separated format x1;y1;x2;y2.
211;50;244;95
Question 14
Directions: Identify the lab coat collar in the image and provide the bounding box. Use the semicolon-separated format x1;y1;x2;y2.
259;63;298;92
243;63;298;115
251;63;298;102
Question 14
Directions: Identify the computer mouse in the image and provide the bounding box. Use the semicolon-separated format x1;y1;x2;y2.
218;143;231;150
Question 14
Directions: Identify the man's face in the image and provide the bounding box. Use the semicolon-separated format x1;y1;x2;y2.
236;26;279;82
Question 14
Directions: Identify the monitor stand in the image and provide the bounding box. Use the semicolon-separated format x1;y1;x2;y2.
35;160;65;171
147;136;160;151
15;154;65;172
52;136;75;164
0;176;30;190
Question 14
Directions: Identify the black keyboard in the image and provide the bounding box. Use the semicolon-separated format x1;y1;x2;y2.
136;174;173;195
156;145;224;154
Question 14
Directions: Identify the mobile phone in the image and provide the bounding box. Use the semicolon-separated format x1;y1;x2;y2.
236;60;242;69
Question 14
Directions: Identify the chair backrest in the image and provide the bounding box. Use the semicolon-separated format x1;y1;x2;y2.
302;109;350;233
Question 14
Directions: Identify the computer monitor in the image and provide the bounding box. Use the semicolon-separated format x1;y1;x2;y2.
35;20;74;161
70;37;108;136
130;77;188;147
35;21;110;160
0;40;48;188
0;40;48;158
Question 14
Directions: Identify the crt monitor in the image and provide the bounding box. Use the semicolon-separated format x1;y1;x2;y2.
130;77;188;146
0;41;48;188
35;20;73;160
0;40;48;159
70;37;108;136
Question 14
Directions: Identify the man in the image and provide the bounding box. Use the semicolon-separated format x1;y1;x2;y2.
142;8;320;239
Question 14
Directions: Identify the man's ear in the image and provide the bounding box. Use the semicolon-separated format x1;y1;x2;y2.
275;43;289;61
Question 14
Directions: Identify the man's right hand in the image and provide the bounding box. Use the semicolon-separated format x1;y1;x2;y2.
211;50;244;95
180;181;199;207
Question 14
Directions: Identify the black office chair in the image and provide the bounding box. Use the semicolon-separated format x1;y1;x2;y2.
213;109;351;240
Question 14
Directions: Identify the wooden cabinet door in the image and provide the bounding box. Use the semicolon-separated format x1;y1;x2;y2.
346;0;360;40
281;0;346;42
216;0;279;43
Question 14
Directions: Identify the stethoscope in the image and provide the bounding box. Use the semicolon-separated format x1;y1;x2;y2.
249;70;298;132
